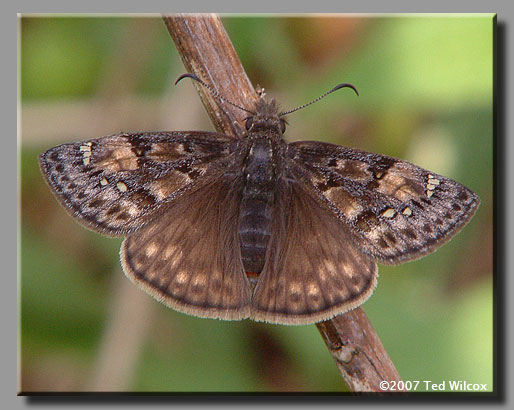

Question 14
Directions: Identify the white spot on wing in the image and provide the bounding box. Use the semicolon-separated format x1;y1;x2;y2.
192;275;207;286
307;283;319;297
175;271;188;284
117;182;128;192
145;242;158;257
289;282;301;295
126;204;139;217
381;208;396;218
81;143;92;166
402;207;412;216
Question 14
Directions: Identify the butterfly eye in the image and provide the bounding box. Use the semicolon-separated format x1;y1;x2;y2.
280;119;286;133
245;117;254;130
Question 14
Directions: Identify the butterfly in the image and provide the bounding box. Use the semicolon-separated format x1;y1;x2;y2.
39;74;480;325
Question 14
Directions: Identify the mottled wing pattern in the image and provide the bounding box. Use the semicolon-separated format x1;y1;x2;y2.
39;131;236;236
251;181;377;325
289;141;480;264
121;175;252;320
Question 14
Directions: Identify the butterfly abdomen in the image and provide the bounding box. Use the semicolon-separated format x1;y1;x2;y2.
238;140;276;275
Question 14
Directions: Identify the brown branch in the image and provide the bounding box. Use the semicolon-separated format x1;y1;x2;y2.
164;14;255;137
162;13;405;393
316;308;404;392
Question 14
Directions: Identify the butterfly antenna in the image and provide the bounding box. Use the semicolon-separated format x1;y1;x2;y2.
175;73;254;115
279;83;359;117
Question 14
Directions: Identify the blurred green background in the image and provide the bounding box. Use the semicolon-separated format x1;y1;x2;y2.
20;15;494;392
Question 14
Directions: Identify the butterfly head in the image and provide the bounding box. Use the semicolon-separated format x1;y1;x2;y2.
245;98;287;134
175;73;358;138
243;82;359;135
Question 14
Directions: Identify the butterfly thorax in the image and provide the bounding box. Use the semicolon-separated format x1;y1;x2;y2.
238;98;286;279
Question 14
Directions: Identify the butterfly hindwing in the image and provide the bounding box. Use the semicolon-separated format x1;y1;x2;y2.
288;141;480;264
39;131;236;236
121;175;252;320
251;180;378;325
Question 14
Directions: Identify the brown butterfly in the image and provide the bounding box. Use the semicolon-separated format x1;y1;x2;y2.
39;74;479;325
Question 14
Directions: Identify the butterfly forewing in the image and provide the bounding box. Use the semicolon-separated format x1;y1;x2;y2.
289;141;480;264
251;180;377;325
39;131;236;236
121;175;252;320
